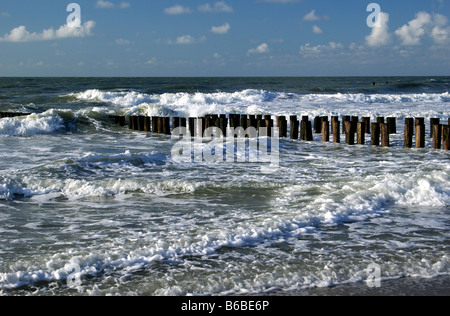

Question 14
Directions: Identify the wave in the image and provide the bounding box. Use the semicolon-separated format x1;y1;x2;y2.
0;111;65;136
69;89;450;118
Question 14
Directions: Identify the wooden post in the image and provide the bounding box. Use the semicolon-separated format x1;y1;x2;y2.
362;117;371;134
300;119;313;141
380;123;389;147
164;117;171;135
265;115;273;137
314;116;322;133
137;116;145;131
144;116;150;131
240;115;248;131
430;118;440;138
357;122;365;145
404;118;414;148
248;115;257;130
432;124;442;149
442;125;449;150
322;120;329;142
415;117;424;126
132;116;139;131
387;117;396;134
351;116;358;135
290;116;299;140
371;123;380;146
219;116;228;138
332;117;340;143
377;117;385;124
188;117;195;138
345;121;355;145
342;116;350;134
257;116;266;137
277;116;287;138
415;123;425;148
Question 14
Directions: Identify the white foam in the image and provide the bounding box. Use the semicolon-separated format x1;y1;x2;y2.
0;111;64;136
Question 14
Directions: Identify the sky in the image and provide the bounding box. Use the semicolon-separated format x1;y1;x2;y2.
0;0;449;77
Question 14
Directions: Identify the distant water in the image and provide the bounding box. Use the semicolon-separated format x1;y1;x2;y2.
0;77;449;296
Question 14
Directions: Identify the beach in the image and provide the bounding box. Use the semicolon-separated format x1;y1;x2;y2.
0;77;449;296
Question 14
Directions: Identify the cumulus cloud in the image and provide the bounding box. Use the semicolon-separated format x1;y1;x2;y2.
164;5;193;15
248;43;269;54
199;2;233;13
299;42;344;57
96;0;130;9
168;35;206;45
211;23;231;34
312;25;323;34
303;10;320;21
0;21;96;42
366;12;391;46
394;11;450;46
395;12;432;46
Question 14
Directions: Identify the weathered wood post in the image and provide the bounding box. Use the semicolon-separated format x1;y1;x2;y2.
342;116;350;134
362;117;371;134
300;116;313;141
277;116;287;138
265;115;273;137
219;116;228;138
357;122;365;145
314;116;322;133
188;117;195;138
137;116;145;131
163;117;171;135
430;118;440;138
442;125;449;150
128;116;133;130
322;120;329;143
257;116;266;137
331;116;340;143
345;121;355;145
371;123;380;146
387;117;396;134
404;118;414;148
415;121;425;148
144;116;150;131
290;115;299;140
380;123;389;147
132;116;139;131
351;116;359;135
432;123;442;149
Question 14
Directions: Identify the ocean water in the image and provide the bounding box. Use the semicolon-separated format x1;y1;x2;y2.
0;77;449;296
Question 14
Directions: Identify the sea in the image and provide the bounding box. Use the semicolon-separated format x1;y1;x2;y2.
0;77;449;296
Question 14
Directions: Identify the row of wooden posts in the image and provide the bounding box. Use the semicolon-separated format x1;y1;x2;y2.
112;114;450;151
0;112;31;118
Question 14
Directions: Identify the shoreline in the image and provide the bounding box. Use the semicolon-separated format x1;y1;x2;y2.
255;275;450;296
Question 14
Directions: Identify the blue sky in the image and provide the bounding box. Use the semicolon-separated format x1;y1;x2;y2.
0;0;449;76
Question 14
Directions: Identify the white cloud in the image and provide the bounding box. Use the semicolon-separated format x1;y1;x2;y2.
0;21;95;42
164;5;193;15
96;0;130;9
312;25;323;34
395;12;432;46
199;2;233;13
394;11;450;46
303;10;320;21
115;38;131;45
211;23;231;34
248;43;269;54
366;12;391;47
299;42;344;56
168;35;206;45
